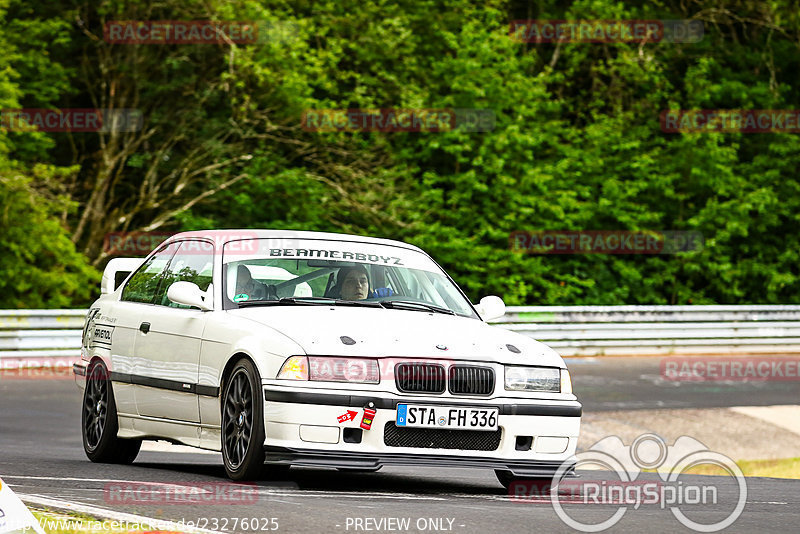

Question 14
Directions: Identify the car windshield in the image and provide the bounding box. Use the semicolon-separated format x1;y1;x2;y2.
222;238;477;317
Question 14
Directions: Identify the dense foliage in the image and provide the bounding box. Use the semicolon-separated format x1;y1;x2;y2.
2;0;799;307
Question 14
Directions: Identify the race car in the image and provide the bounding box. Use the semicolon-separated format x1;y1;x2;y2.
75;230;581;486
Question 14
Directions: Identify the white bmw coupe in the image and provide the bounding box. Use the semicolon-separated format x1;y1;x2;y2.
75;230;581;486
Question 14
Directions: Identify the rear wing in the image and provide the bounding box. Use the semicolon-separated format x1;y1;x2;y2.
101;257;145;295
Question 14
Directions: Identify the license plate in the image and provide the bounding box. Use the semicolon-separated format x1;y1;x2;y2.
395;404;499;431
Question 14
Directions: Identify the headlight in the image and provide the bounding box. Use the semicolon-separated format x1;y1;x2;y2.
504;366;561;392
277;356;308;380
310;357;380;383
278;356;380;384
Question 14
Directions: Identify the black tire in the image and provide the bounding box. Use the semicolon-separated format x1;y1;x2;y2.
222;358;274;480
82;360;141;463
495;469;558;493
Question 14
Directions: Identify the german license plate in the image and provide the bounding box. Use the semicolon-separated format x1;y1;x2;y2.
395;404;499;431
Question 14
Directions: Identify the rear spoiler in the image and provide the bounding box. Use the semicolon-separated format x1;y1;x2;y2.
101;257;145;295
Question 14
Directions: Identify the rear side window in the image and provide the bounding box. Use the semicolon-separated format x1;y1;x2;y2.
121;245;175;304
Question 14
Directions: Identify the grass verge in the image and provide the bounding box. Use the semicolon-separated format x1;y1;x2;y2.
666;457;800;479
29;507;182;533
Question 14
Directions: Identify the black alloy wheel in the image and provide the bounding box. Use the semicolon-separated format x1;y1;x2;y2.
82;360;141;463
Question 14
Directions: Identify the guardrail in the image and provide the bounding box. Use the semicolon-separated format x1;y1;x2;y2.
0;310;85;366
2;305;800;366
492;305;800;356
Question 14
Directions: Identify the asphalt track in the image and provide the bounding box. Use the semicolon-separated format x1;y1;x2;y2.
1;357;798;533
568;356;800;411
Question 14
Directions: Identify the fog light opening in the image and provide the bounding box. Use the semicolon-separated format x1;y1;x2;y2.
343;427;363;444
515;435;533;451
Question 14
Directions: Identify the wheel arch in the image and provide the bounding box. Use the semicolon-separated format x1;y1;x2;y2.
86;354;112;380
219;351;267;405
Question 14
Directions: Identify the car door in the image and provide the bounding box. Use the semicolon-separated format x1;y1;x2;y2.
113;244;177;416
133;239;215;423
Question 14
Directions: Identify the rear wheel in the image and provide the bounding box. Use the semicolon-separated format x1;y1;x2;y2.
82;360;141;463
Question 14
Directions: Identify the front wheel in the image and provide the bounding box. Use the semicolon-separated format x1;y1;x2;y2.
82;360;141;463
221;358;271;480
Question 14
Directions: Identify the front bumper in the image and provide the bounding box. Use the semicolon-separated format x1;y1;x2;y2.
263;386;581;476
73;362;87;390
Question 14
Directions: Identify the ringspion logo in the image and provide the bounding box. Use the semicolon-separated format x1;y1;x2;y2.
516;434;747;532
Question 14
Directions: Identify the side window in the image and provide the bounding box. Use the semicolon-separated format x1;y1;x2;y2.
158;240;214;308
121;246;175;304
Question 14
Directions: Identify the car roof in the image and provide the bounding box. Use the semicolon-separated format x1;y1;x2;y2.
166;229;424;253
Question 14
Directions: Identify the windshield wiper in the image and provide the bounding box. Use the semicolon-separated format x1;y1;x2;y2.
237;297;381;308
378;300;456;315
236;297;331;307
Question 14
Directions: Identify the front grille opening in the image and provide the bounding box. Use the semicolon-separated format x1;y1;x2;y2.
384;422;501;451
448;365;495;396
395;363;446;393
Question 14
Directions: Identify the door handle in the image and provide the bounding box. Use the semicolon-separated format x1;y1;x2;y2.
139;322;150;334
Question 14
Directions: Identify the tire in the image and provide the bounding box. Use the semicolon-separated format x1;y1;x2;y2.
82;360;141;464
222;358;282;480
495;469;557;493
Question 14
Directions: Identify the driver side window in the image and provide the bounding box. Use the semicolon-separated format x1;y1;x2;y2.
120;245;175;304
158;240;214;308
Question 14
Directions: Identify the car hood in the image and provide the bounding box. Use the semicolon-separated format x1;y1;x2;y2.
228;305;565;367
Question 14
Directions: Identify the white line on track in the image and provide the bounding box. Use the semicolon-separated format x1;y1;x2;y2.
19;493;227;534
5;475;447;501
3;475;202;492
253;490;447;500
6;474;565;503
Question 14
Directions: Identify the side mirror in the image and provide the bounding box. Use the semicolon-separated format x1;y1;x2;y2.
475;295;506;322
167;281;214;311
